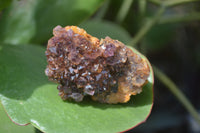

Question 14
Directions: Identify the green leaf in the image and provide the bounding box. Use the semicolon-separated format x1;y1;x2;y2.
143;24;176;51
0;24;153;132
0;44;153;133
0;102;35;133
0;0;104;45
31;0;105;44
0;0;37;45
79;20;131;44
0;0;12;11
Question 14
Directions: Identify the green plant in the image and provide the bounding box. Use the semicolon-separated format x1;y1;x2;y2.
0;0;200;132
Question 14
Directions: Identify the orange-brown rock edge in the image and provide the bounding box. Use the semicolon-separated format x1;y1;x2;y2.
45;25;150;104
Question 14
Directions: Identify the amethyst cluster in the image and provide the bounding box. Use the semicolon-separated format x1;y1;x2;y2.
45;26;150;104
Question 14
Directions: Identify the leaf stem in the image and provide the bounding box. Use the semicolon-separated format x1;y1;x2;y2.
148;0;200;7
95;0;111;20
165;0;200;7
139;0;147;18
128;5;166;47
115;0;134;23
159;12;200;24
148;0;161;5
153;66;200;125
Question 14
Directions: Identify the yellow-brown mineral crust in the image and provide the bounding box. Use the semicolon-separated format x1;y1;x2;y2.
45;25;150;104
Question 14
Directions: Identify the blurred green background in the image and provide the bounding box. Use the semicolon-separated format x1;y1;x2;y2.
0;0;200;132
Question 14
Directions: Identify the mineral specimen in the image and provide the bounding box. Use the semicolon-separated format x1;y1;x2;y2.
45;25;150;104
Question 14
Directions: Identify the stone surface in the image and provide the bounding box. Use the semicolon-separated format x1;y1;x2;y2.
45;26;150;104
